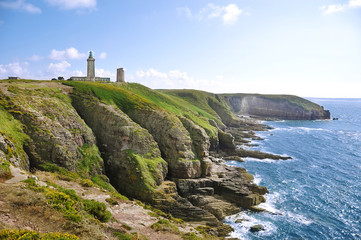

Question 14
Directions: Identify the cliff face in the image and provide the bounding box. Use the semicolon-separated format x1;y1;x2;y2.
221;94;330;120
70;92;167;202
0;82;104;176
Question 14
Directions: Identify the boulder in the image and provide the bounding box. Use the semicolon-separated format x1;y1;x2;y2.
218;130;236;151
250;224;264;232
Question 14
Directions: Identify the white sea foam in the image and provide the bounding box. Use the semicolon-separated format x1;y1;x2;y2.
244;157;293;163
253;174;262;185
244;157;278;163
226;212;277;239
257;192;283;214
285;212;313;225
271;126;330;133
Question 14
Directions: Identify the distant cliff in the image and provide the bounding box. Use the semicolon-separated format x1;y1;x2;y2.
219;94;330;120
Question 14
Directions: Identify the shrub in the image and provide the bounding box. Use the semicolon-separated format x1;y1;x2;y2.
0;229;79;239
46;189;81;222
113;231;137;240
83;199;111;223
182;232;200;240
151;219;180;234
0;162;12;179
80;179;93;187
105;197;118;205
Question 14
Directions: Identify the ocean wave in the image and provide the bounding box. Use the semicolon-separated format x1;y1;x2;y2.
226;212;277;239
271;126;331;133
244;157;279;163
253;174;262;185
285;212;313;225
244;157;294;163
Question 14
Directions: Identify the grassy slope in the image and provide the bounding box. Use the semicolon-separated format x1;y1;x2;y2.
65;81;220;139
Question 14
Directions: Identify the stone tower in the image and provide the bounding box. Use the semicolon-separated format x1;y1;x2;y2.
117;68;125;82
87;51;95;81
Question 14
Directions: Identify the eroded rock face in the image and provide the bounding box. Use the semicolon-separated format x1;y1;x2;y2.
0;85;103;174
172;160;269;220
179;117;212;177
0;133;29;169
70;93;168;202
126;106;202;179
152;181;219;224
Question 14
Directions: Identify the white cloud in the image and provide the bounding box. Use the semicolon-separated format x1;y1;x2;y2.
99;52;107;59
321;0;361;14
71;70;83;76
133;68;224;91
222;4;242;25
29;54;43;61
179;3;243;25
0;62;30;78
47;60;71;75
49;47;86;60
45;0;96;10
349;0;361;7
320;4;345;14
0;0;41;13
95;68;113;78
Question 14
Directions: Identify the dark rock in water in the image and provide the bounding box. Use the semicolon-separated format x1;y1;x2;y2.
250;224;264;232
236;148;291;160
235;218;249;223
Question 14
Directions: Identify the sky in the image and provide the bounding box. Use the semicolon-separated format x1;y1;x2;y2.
0;0;360;98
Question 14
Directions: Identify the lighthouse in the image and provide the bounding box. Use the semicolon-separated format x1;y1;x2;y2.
87;51;95;81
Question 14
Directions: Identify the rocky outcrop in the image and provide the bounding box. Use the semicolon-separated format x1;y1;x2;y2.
129;109;199;179
221;94;330;120
0;133;29;170
179;116;212;177
0;84;104;175
70;93;168;201
172;159;269;222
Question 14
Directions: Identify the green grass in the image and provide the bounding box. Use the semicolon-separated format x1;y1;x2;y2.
151;219;180;234
90;174;128;200
77;143;103;177
83;199;112;222
0;107;30;158
122;83;220;138
65;81;219;139
0;162;12;179
0;229;79;240
39;163;80;180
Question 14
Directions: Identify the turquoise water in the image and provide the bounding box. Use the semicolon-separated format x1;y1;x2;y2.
225;99;361;239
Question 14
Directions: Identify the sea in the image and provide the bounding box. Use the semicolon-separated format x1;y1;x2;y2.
224;98;361;240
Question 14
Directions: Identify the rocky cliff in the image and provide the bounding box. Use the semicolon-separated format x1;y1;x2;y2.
0;79;331;238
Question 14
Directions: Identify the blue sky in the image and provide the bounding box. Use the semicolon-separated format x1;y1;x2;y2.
0;0;360;97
